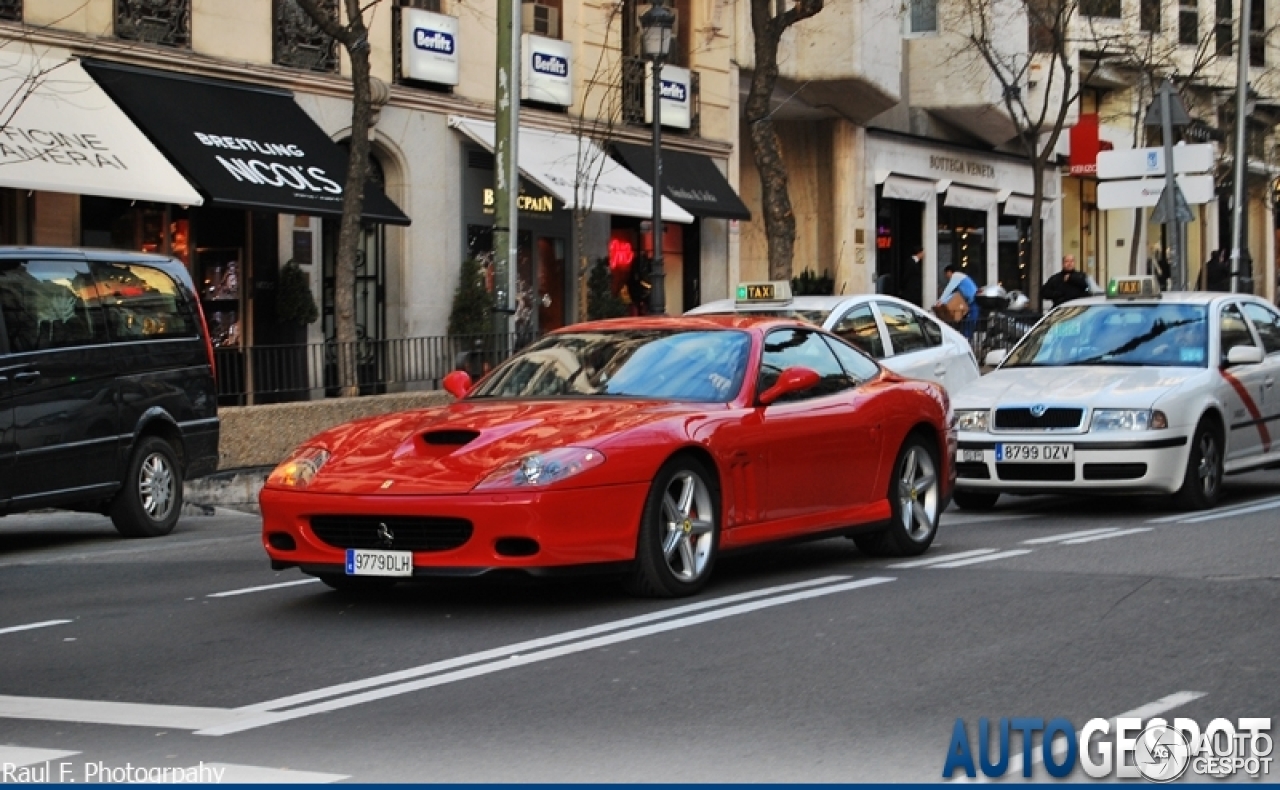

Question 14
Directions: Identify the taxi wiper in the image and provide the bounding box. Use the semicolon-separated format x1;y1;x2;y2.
1067;317;1198;366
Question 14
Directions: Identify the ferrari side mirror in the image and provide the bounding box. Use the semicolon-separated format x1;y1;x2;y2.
443;370;474;399
759;366;820;406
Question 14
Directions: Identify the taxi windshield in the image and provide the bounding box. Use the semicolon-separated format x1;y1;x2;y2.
469;329;752;401
1003;303;1209;368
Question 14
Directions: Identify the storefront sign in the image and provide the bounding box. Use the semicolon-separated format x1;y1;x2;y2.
1069;113;1103;176
483;187;556;214
929;155;995;181
645;64;692;130
522;34;573;106
401;9;460;86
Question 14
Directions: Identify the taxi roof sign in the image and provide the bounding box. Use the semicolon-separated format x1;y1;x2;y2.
736;281;793;303
1106;275;1161;299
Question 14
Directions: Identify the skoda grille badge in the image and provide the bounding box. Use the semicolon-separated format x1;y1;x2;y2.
1031;404;1048;418
377;522;394;548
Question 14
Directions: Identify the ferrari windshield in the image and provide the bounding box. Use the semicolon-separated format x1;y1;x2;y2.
1003;303;1209;368
470;329;752;401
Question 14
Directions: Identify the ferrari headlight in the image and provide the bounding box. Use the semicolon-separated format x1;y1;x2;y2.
954;409;990;432
476;447;606;490
267;447;330;489
1091;409;1165;431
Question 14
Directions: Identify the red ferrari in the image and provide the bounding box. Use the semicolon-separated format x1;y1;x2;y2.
260;316;955;597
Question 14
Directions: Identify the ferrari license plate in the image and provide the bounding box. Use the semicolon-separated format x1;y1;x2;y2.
345;549;413;577
995;443;1073;463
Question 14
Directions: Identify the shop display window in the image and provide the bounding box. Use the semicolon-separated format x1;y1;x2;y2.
197;247;243;348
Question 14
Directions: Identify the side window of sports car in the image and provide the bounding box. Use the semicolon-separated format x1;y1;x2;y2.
877;302;930;355
1219;303;1257;364
758;328;851;402
1240;303;1280;355
821;334;881;385
831;304;885;358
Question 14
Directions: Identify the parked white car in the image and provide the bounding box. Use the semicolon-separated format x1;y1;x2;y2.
687;282;980;391
951;276;1280;511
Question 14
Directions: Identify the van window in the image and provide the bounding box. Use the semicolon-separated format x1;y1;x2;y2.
94;262;197;342
0;260;108;352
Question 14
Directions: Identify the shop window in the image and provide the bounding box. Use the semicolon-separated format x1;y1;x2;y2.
522;0;563;39
0;0;21;21
1216;0;1233;55
274;0;339;73
1080;0;1120;17
115;0;191;48
1179;0;1199;44
1140;0;1160;31
909;0;937;33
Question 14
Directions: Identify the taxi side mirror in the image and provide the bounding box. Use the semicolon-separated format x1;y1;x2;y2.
1225;345;1264;366
759;366;820;406
983;349;1008;367
443;370;474;398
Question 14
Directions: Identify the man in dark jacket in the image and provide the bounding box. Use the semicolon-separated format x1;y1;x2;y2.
1041;254;1091;307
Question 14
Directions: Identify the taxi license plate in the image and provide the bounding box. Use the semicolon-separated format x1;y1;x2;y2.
995;443;1073;463
345;549;413;577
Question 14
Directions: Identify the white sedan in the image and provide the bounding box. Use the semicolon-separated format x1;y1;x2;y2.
687;283;980;390
951;277;1280;511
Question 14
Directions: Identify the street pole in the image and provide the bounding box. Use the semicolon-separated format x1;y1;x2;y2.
1230;0;1252;294
1159;81;1185;291
493;0;521;336
648;58;666;315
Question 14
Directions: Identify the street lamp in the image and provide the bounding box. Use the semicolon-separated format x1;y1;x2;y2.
640;0;674;314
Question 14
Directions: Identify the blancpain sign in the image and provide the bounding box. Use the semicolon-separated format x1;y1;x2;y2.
645;64;691;130
522;34;573;107
402;8;460;86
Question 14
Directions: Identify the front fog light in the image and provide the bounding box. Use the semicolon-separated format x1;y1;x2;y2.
1091;409;1155;431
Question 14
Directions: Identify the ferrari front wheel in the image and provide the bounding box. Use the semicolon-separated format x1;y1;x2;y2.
625;457;719;598
855;434;941;557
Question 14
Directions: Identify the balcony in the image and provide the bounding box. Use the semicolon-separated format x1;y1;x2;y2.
115;0;191;49
733;0;900;123
622;57;701;136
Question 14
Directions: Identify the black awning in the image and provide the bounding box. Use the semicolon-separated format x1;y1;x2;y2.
611;143;750;221
81;60;410;226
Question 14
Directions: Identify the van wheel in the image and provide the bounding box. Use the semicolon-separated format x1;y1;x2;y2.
111;437;182;538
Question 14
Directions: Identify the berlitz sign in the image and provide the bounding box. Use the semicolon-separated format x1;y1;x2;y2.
401;8;460;86
645;64;691;130
522;34;572;107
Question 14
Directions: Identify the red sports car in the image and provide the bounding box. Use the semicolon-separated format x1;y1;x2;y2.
260;316;955;597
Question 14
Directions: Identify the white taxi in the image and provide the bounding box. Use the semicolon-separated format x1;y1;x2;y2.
952;276;1280;511
687;281;981;390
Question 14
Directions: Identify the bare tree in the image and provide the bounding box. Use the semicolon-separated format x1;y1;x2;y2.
743;0;825;282
293;0;379;396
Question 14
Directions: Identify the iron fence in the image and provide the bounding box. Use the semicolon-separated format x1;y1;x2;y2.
938;311;1042;363
214;332;530;406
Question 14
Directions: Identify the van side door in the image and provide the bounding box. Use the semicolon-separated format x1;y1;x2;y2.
0;257;120;506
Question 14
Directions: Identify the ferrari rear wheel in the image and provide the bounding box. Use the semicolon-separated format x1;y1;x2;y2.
625;457;719;598
854;434;940;557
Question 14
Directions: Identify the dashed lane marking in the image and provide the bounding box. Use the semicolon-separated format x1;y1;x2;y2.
0;619;72;636
887;549;999;569
1059;527;1153;544
1022;528;1121;545
207;579;321;598
1148;495;1280;524
926;549;1034;568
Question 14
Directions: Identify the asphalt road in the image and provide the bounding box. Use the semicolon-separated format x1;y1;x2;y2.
1;472;1278;783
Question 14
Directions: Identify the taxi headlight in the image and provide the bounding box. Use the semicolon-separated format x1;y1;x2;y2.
1091;409;1164;431
954;409;990;432
267;447;330;489
475;447;606;490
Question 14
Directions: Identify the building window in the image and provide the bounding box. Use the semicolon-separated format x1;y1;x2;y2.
522;0;563;39
1216;0;1233;55
1140;0;1161;31
1250;0;1265;65
1179;0;1199;44
401;0;442;11
114;0;191;48
909;0;937;33
0;1;21;22
274;0;339;72
1081;0;1120;17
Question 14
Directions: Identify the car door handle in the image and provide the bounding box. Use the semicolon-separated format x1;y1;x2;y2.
13;371;40;383
1266;377;1275;388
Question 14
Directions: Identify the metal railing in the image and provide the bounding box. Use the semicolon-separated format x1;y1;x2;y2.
937;311;1041;363
214;332;531;406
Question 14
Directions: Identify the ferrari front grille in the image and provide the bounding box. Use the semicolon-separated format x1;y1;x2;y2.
309;516;473;552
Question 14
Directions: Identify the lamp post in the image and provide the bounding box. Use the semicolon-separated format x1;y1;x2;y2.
640;0;674;315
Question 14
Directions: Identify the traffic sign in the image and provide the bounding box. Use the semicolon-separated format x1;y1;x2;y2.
1151;183;1195;224
1096;144;1214;179
1096;174;1215;210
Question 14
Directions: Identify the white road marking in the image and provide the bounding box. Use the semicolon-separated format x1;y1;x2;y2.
886;549;998;568
1060;527;1153;545
207;579;321;598
1148;495;1280;524
0;696;248;730
927;549;1034;568
197;576;897;736
0;619;72;636
0;746;79;767
1021;528;1120;545
942;512;1038;526
199;763;348;784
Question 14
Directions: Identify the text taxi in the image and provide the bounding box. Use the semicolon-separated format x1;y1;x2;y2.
950;276;1280;510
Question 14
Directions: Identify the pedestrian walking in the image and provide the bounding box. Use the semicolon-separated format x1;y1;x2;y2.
935;264;978;338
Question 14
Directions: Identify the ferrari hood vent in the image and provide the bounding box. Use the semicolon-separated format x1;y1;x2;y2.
422;429;481;447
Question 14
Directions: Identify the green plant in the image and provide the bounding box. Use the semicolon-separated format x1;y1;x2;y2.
587;257;627;320
276;260;319;326
448;256;492;336
791;267;834;296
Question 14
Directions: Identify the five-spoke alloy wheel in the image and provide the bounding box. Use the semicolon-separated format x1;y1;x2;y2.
627;457;719;597
855;434;941;557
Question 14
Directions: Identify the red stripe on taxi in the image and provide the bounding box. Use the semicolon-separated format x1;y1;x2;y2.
1220;370;1272;452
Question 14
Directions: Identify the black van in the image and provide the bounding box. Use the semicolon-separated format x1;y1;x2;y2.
0;248;219;537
